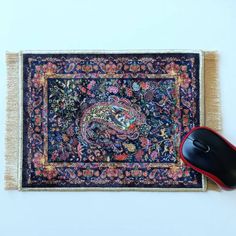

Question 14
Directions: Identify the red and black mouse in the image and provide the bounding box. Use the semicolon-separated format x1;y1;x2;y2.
180;126;236;190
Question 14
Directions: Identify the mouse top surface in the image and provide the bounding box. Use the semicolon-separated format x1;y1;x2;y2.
180;126;236;189
185;128;226;153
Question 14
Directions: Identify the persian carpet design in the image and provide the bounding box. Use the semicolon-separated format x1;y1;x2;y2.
20;52;204;190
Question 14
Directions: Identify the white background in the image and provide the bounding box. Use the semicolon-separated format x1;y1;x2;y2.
1;0;236;235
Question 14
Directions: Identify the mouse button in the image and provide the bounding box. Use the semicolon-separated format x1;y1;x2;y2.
188;129;210;141
188;129;219;150
194;129;222;144
192;140;210;152
184;149;221;174
201;131;230;154
181;138;203;160
181;138;221;173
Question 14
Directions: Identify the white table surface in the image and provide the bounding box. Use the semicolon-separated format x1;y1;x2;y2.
1;0;236;235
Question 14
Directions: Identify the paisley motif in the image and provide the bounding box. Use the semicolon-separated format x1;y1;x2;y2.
80;97;146;147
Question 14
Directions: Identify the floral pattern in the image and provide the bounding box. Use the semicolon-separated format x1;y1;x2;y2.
22;53;203;189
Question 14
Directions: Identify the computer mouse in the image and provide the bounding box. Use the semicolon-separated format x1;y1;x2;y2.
179;126;236;190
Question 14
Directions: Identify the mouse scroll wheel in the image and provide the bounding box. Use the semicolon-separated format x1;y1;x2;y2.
193;140;210;152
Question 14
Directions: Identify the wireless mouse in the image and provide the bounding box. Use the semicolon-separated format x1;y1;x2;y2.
179;126;236;190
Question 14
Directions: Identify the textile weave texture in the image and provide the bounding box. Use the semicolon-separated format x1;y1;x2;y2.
21;52;204;190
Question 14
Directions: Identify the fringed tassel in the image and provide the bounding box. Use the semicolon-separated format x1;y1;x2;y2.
204;52;222;191
204;52;222;131
5;53;20;190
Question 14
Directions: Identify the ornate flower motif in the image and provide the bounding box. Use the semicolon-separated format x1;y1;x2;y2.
32;152;45;168
66;125;75;137
144;91;154;101
87;80;96;90
60;151;69;161
35;115;42;126
131;169;142;177
82;64;93;73
77;143;83;160
132;82;140;91
165;62;180;75
80;86;87;93
51;150;59;161
32;74;45;88
106;168;119;178
107;86;118;94
42;165;58;180
123;143;136;152
62;134;69;142
125;88;133;97
181;65;187;72
140;82;150;90
150;150;158;160
135;150;144;161
114;153;128;161
83;168;93;177
179;73;191;89
183;115;189;127
140;137;150;148
94;149;102;157
167;166;183;180
166;62;191;89
105;62;117;74
43;62;57;75
129;64;140;73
